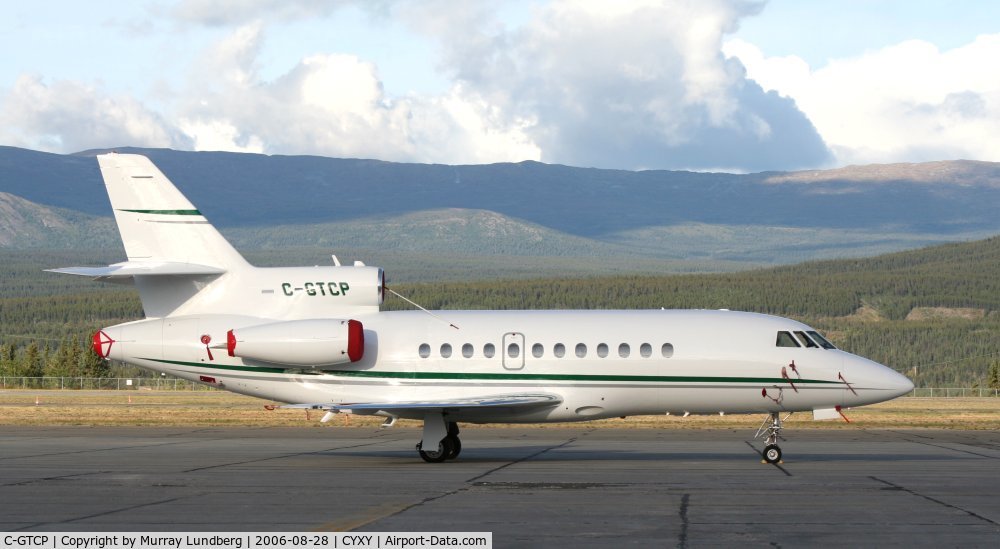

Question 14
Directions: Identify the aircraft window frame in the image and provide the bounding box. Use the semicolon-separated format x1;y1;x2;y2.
507;342;521;359
483;343;496;358
418;343;431;358
639;343;652;358
596;343;609;358
776;331;800;348
793;331;819;348
618;343;630;358
661;343;674;358
807;331;837;350
553;343;566;358
440;343;453;358
532;343;544;358
462;343;474;358
575;343;587;358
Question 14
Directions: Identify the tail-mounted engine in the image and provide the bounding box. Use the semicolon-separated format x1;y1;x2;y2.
224;319;364;367
267;266;385;310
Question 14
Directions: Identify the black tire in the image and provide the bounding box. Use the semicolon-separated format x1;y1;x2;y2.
418;438;454;463
445;435;462;460
763;444;782;464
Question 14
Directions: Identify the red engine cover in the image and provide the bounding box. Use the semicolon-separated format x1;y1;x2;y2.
347;319;364;362
92;330;114;359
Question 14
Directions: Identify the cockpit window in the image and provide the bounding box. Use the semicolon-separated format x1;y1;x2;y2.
807;330;837;349
793;331;819;348
776;331;800;348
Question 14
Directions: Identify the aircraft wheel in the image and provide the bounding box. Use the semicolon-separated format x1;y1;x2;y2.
763;444;782;464
417;438;454;463
445;435;462;460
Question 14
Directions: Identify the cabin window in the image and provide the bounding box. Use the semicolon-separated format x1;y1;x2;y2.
596;343;609;358
640;343;652;358
440;343;453;358
532;343;544;358
618;343;630;358
508;343;521;359
554;343;566;358
462;343;474;358
419;343;431;358
575;343;587;358
776;331;800;348
661;343;674;358
484;343;496;358
808;331;837;349
794;331;819;348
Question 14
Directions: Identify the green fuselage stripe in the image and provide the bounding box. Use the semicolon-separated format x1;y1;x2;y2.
145;358;285;374
141;358;840;385
118;209;203;215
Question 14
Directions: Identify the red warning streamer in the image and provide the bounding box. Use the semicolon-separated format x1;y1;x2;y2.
201;334;214;361
838;372;858;395
761;387;783;405
781;366;799;393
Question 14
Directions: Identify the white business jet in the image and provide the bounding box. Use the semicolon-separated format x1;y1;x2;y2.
51;153;913;463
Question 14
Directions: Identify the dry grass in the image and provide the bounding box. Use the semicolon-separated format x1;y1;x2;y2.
2;390;999;430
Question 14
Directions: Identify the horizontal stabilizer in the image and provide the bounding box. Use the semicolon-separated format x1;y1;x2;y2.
283;393;563;414
46;261;226;280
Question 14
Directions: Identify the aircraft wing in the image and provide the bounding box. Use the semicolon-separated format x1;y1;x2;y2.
282;393;562;414
46;261;225;280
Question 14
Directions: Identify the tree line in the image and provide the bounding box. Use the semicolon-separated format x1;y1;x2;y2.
3;236;999;387
0;337;111;378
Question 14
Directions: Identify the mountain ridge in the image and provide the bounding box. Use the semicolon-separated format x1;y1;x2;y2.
2;146;1000;267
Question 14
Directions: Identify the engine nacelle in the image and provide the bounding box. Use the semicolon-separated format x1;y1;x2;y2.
226;319;364;367
259;266;385;310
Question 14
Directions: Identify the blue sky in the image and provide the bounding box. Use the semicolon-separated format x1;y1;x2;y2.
736;0;1000;65
2;0;998;172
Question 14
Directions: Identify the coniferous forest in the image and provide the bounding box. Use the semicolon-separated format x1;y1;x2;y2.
2;236;999;388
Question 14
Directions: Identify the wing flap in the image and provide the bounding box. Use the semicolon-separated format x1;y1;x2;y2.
282;393;562;414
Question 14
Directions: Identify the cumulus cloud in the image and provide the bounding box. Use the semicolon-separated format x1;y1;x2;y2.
0;0;834;171
169;0;361;26
725;35;1000;165
402;0;831;170
0;74;191;152
177;23;539;163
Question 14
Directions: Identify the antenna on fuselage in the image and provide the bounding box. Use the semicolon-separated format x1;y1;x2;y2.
386;286;459;330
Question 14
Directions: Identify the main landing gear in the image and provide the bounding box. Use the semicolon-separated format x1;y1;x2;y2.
416;414;462;463
755;412;786;464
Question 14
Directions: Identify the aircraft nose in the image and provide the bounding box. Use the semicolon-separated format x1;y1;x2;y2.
883;366;915;398
843;354;914;404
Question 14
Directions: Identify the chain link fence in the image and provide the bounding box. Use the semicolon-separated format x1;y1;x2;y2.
0;377;217;390
1;377;999;397
908;387;999;397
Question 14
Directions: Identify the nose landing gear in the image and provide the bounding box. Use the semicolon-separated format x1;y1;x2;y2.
755;412;787;464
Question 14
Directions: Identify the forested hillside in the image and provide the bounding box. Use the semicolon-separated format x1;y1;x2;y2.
2;237;998;387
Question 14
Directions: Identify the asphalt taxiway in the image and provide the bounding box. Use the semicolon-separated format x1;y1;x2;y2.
1;426;998;546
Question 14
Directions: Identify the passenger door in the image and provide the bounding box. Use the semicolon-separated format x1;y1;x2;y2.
502;332;525;370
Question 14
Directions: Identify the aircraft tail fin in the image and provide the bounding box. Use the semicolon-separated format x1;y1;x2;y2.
98;153;249;270
52;153;252;317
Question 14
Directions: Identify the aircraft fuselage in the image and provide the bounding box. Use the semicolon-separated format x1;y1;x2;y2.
100;308;911;423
